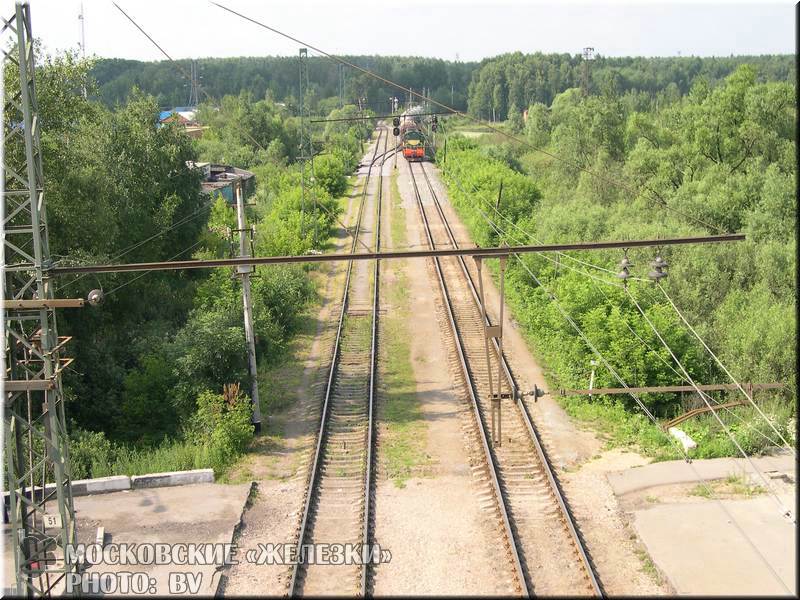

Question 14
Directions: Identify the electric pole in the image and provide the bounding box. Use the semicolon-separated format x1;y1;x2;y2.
78;2;87;97
78;1;86;59
581;46;595;96
3;3;79;594
299;47;308;237
188;59;201;108
235;181;262;434
337;63;344;108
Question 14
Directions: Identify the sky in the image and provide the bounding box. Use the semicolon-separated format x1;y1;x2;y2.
23;0;796;62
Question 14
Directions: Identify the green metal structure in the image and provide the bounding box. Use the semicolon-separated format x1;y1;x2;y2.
3;2;79;595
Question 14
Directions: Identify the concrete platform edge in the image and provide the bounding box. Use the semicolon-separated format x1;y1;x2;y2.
130;468;215;489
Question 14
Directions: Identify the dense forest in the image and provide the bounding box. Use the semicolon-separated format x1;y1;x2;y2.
91;55;477;112
440;62;795;458
91;52;794;122
466;52;795;120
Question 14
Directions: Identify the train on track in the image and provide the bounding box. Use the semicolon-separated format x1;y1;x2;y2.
398;105;428;161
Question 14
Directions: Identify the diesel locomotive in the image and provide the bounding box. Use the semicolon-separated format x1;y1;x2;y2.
396;106;427;161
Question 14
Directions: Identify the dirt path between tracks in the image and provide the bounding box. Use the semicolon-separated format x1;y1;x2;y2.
370;157;513;595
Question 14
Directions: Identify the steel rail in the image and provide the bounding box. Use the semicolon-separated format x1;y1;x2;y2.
50;234;745;275
288;128;384;596
408;162;529;597
417;162;603;596
361;126;388;597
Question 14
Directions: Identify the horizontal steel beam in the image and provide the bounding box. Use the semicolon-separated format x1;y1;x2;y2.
3;299;84;309
560;382;784;396
310;111;451;123
50;234;745;276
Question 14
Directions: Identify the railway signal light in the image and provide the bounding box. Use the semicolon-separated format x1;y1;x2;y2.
431;114;438;132
393;127;400;136
392;116;400;127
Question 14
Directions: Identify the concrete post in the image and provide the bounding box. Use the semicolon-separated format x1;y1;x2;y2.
236;181;262;433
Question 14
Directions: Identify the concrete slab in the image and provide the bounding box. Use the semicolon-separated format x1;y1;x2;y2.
632;493;796;595
72;475;131;495
606;455;797;596
130;468;214;489
607;454;795;496
3;482;251;596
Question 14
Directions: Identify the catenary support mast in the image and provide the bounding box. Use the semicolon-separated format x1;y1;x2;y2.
235;181;262;433
3;2;79;595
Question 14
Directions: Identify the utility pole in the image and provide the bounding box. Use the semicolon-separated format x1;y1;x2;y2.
337;63;344;108
78;1;86;59
78;2;87;97
581;46;595;96
235;181;262;434
299;47;308;237
3;3;79;594
188;59;201;108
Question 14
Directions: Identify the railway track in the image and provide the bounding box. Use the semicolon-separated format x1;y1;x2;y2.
288;127;389;597
408;161;603;597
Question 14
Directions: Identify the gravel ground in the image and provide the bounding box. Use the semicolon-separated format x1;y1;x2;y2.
421;161;669;595
220;148;372;596
371;156;514;595
223;151;672;596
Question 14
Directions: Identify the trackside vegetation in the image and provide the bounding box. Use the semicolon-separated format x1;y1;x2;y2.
440;64;795;460
5;45;795;480
4;49;372;477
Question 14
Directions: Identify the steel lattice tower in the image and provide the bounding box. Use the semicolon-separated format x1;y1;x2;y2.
3;2;79;595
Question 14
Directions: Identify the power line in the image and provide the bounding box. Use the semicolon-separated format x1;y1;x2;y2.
656;282;796;456
444;160;646;285
591;282;785;450
470;186;785;450
104;239;206;297
56;198;214;293
624;285;794;522
461;165;788;452
438;123;788;450
112;2;267;152
437;118;650;283
50;233;744;275
209;0;725;234
493;243;793;594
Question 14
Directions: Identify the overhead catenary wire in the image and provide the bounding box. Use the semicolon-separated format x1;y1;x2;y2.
589;282;785;450
209;0;725;235
104;239;206;297
655;283;796;456
447;165;646;285
55;198;215;293
112;1;268;153
460;160;788;451
495;241;793;594
470;181;785;450
623;285;794;522
436;118;650;282
443;144;794;574
437;123;788;451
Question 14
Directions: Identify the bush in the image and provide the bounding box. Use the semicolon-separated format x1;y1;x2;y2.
313;152;348;197
190;389;254;472
69;388;254;480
